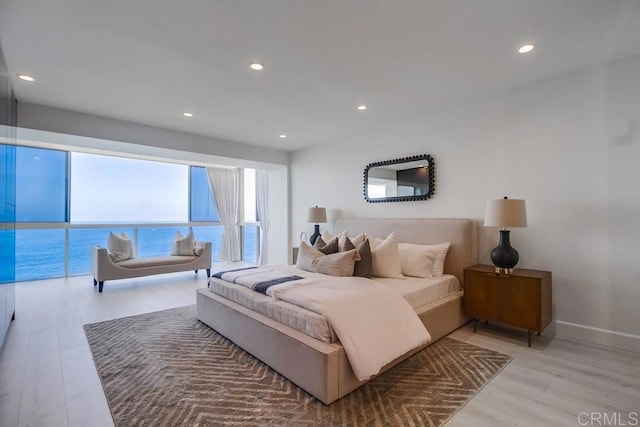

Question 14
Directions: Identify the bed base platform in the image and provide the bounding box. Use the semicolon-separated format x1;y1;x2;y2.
197;218;477;404
196;288;467;405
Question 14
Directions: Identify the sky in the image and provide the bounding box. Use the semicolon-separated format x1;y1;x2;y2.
13;146;253;224
70;152;189;223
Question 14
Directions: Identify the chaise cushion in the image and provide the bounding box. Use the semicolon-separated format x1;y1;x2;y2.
117;255;197;269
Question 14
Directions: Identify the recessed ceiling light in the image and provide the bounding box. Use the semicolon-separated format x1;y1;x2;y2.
279;134;287;138
249;62;264;71
17;74;35;82
518;44;535;54
183;112;193;117
357;105;368;111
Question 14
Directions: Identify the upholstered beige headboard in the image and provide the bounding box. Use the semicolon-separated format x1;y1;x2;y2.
334;218;478;286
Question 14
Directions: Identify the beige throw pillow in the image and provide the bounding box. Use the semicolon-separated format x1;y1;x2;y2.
172;230;195;256
296;242;324;272
108;231;134;262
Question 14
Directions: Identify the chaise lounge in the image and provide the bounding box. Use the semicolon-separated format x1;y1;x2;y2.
92;242;212;292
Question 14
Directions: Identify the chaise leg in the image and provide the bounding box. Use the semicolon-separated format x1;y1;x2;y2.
206;268;211;277
98;281;104;293
93;278;97;287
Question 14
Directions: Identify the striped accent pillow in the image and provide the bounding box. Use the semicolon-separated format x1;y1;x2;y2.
314;249;358;277
296;242;324;272
296;242;357;277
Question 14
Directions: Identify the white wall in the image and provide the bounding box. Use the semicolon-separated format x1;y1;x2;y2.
290;54;640;352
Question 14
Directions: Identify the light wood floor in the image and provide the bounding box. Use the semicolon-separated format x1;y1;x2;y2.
0;270;638;427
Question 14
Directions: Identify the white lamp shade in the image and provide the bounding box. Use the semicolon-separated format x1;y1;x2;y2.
307;206;327;224
484;198;527;228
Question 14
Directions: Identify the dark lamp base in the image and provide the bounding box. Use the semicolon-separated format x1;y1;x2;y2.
310;224;321;245
490;230;520;271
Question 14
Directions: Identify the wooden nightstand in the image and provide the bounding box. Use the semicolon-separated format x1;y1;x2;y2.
464;264;552;346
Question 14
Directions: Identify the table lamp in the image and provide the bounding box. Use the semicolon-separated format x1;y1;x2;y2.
484;197;527;274
307;206;327;245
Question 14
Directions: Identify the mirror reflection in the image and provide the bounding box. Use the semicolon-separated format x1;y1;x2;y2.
364;155;434;203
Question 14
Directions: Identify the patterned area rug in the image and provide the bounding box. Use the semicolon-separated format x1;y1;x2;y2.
84;305;511;426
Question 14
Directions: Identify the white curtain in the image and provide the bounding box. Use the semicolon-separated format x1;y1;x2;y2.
256;170;269;265
206;167;241;261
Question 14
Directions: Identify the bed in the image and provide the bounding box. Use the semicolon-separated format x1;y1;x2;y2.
196;218;477;404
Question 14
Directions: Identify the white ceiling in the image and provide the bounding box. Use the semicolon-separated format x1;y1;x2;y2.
1;0;640;152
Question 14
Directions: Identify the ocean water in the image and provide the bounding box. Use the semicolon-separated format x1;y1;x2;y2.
0;225;258;282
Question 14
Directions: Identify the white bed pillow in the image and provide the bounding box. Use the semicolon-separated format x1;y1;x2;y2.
171;230;195;256
430;242;451;277
108;231;134;262
398;242;451;278
369;232;404;279
398;243;436;278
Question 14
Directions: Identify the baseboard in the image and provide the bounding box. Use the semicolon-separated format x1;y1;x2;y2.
554;320;640;353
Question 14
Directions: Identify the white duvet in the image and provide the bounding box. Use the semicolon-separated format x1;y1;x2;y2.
267;275;431;381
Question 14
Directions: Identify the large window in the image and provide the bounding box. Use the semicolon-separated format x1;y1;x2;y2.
138;226;188;258
0;144;16;223
190;167;219;222
0;229;15;283
16;146;67;222
71;153;188;224
0;144;16;283
8;146;261;281
192;225;224;261
16;229;65;281
243;225;258;263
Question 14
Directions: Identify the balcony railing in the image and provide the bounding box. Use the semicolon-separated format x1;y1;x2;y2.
1;222;258;282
